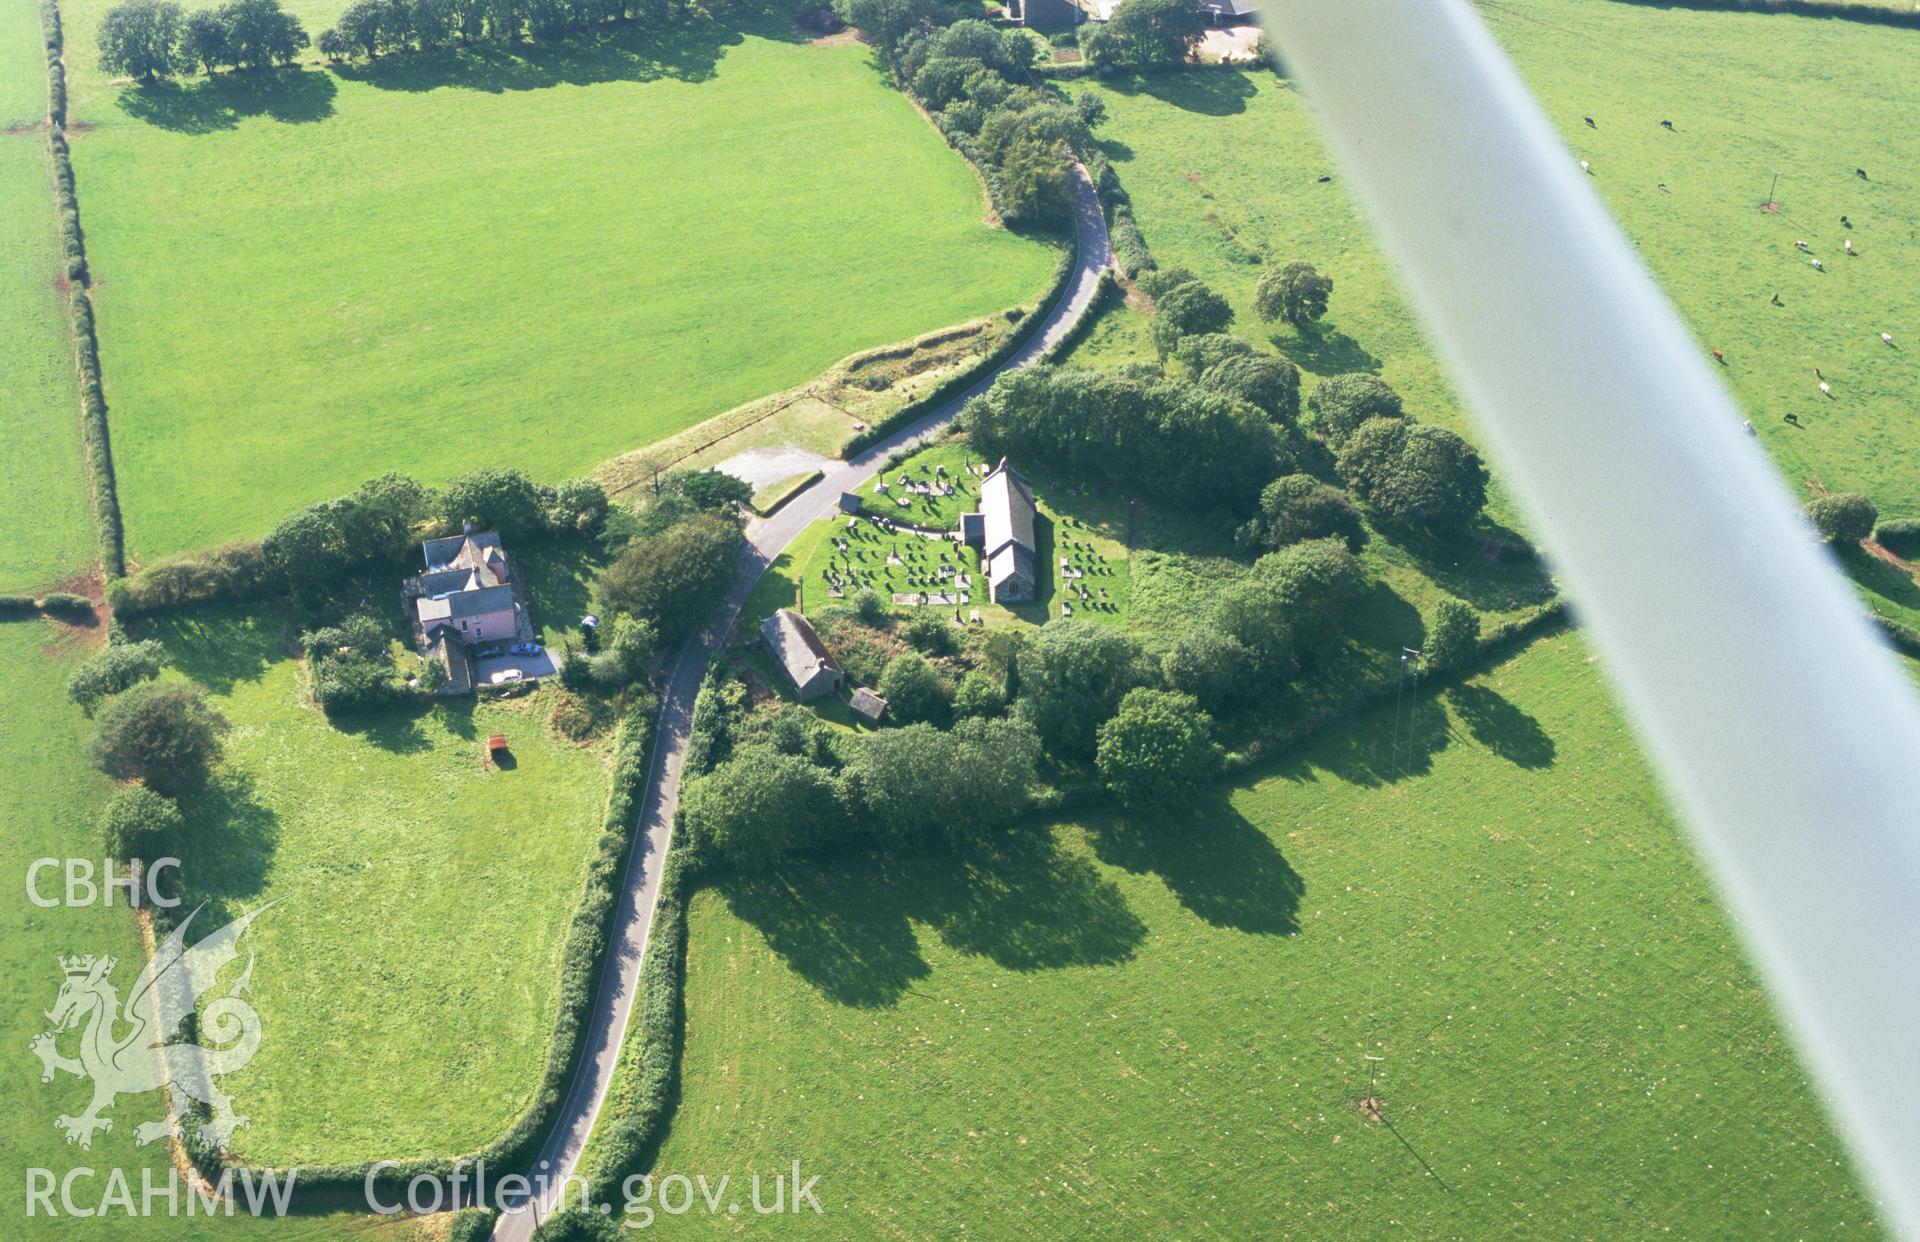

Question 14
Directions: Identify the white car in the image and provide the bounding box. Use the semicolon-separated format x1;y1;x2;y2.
489;669;524;685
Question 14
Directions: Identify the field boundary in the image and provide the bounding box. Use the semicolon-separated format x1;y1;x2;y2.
161;695;660;1209
1605;0;1920;31
35;0;125;580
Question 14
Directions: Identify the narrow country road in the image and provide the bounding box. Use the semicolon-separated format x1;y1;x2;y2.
490;165;1111;1240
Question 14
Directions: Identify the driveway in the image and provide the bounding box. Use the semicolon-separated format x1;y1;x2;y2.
471;648;560;686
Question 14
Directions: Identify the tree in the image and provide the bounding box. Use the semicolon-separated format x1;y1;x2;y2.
1336;418;1489;531
673;469;752;512
1805;492;1877;545
89;682;228;796
1213;575;1296;679
1198;353;1301;423
1149;279;1234;354
546;477;609;533
1423;597;1479;673
315;25;348;58
98;786;184;863
878;651;949;726
595;510;743;641
903;611;956;656
180;9;232;72
680;747;841;867
1096;688;1219;808
1243;474;1366;553
1306;373;1404;445
335;0;384;55
848;717;1038;845
68;639;169;714
1160;627;1254;715
953;670;1008;719
1084;0;1203;69
218;0;308;68
1014;620;1152;761
1258;537;1367;655
441;467;546;537
1254;261;1334;328
98;1;185;81
993;130;1074;224
839;0;932;51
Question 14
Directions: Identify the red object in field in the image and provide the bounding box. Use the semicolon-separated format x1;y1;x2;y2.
487;734;509;754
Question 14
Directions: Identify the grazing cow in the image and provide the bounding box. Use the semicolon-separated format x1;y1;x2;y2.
1844;239;1855;254
1661;119;1674;130
1771;294;1784;307
1883;333;1895;346
1840;215;1852;228
1712;349;1726;364
1795;240;1810;250
1811;257;1824;270
1584;115;1596;128
1784;412;1802;426
1857;168;1869;180
1819;382;1832;396
1579;160;1592;174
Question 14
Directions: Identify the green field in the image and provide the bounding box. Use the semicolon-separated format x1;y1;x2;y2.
122;603;614;1166
0;0;94;590
57;1;1057;559
637;632;1878;1235
0;620;434;1239
1076;0;1920;527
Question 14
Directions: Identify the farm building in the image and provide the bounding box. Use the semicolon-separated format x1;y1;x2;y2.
958;458;1038;605
850;687;888;723
761;609;845;702
1012;0;1081;30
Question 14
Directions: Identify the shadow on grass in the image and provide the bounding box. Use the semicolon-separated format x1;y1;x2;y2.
719;831;1144;1007
1447;683;1555;769
1840;545;1920;612
335;14;772;96
1271;326;1381;375
1085;789;1304;935
132;603;288;694
1385;522;1557;614
176;771;280;922
118;68;337;133
1277;694;1452;789
331;699;435;753
1107;68;1257;117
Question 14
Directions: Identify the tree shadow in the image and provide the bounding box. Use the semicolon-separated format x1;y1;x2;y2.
1384;522;1557;614
334;17;756;96
1447;683;1555;769
1093;135;1135;163
332;699;435;753
1839;546;1920;611
1271;326;1380;375
132;603;287;694
1108;68;1256;117
1084;790;1303;935
176;770;280;920
923;832;1144;970
719;829;1146;1007
117;67;337;133
1278;694;1451;788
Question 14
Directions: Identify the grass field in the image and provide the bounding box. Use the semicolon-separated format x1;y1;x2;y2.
0;0;95;590
56;2;1057;560
634;632;1878;1235
0;620;435;1239
121;603;614;1166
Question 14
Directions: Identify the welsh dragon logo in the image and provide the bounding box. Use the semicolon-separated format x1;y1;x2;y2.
31;902;273;1151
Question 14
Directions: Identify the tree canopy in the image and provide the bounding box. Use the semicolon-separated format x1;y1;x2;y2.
595;510;744;642
1254;261;1334;328
1014;620;1154;762
1307;373;1405;446
1242;473;1366;553
1335;418;1489;531
88;681;229;797
1096;688;1220;808
1805;492;1877;544
1084;0;1205;69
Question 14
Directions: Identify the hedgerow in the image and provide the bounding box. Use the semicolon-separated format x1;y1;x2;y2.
36;0;124;579
1873;517;1920;557
176;690;661;1206
844;243;1078;457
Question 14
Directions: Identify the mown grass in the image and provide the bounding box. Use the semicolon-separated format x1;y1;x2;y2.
0;621;423;1239
57;2;1057;559
0;1;95;590
124;603;614;1166
637;632;1878;1235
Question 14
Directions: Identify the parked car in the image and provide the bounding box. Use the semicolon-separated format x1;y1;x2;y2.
510;641;542;656
490;669;524;685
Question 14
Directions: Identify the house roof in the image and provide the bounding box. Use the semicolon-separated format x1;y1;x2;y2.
422;530;505;573
979;458;1037;560
420;584;514;622
760;609;842;688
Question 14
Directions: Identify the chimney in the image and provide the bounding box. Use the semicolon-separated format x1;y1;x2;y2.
462;518;474;535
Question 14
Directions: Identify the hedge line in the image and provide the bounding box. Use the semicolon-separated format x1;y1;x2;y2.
1877;615;1920;659
843;241;1079;457
37;0;125;580
1083;148;1155;279
178;692;661;1208
107;539;278;617
575;845;689;1191
1608;0;1920;29
448;1206;499;1242
1874;517;1920;557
